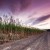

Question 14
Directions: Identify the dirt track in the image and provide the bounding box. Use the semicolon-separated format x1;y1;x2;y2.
0;32;50;50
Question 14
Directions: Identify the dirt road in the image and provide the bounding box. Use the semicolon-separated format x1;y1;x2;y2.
0;32;50;50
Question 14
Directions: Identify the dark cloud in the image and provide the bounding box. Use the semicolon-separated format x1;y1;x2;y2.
32;15;50;25
0;0;50;13
36;15;50;21
25;14;50;25
0;0;32;13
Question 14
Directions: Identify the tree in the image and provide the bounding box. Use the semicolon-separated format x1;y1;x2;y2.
47;29;50;32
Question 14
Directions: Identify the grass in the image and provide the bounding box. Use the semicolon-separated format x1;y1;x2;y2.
0;23;44;44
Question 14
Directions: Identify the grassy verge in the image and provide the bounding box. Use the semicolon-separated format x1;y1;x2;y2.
0;23;44;44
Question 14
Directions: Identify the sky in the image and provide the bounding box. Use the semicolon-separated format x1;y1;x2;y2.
0;0;50;29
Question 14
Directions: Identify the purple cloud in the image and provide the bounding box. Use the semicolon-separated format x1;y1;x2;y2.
32;14;50;25
0;0;50;13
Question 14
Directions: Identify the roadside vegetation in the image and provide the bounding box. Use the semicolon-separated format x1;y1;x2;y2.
0;15;44;44
0;23;44;44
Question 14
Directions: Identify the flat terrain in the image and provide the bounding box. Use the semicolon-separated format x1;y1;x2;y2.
0;32;50;50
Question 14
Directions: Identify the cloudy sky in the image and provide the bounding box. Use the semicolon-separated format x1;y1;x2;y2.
0;0;50;29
